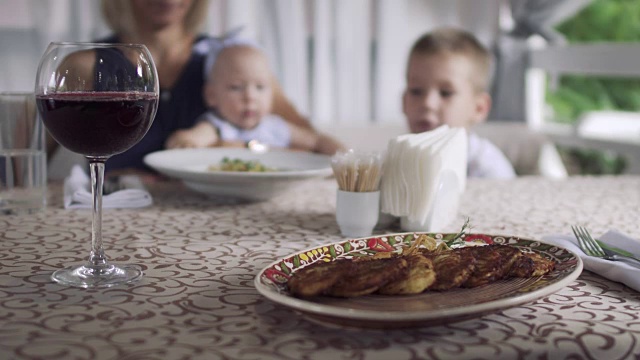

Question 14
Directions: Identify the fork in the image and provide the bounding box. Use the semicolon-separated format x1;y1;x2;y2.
571;225;640;267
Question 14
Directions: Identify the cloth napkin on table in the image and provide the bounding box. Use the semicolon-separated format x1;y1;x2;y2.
543;230;640;292
63;165;152;209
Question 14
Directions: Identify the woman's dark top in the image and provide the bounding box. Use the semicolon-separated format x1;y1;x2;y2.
96;35;209;172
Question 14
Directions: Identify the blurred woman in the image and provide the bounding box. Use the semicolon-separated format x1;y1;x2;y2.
99;0;330;172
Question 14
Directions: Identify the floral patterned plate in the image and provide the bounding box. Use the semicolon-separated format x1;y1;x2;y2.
254;232;583;328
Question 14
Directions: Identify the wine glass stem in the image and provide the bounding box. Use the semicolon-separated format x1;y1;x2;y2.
89;161;107;267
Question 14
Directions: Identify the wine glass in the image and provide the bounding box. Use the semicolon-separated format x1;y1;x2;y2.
35;42;159;288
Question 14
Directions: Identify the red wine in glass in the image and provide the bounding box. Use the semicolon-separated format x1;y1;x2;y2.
36;92;157;157
35;42;159;288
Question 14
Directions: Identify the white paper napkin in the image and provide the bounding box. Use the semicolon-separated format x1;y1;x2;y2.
542;230;640;292
63;165;152;209
380;125;467;230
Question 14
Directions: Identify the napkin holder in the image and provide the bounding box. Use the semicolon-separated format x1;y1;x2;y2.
399;169;461;232
380;126;467;232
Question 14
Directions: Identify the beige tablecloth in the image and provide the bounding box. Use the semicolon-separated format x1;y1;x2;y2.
1;176;640;359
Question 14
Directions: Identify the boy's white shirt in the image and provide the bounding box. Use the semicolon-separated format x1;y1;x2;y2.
467;131;516;179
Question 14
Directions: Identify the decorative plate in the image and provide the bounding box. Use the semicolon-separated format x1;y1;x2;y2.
254;232;583;328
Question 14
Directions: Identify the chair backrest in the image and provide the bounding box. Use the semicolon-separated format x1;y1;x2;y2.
316;122;408;153
472;122;567;178
318;121;568;178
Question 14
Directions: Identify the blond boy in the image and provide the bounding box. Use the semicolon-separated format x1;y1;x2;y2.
403;27;515;178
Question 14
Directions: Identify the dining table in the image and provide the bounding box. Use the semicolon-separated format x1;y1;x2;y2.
1;175;640;360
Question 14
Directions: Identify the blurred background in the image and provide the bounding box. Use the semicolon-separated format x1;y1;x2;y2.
1;0;639;175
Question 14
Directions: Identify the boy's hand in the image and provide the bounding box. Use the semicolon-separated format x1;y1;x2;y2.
165;122;219;149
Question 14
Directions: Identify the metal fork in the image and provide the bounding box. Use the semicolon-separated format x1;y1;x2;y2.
571;225;640;267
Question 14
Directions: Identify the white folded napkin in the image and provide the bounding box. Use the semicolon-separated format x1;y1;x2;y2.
542;230;640;292
63;165;152;209
380;125;467;231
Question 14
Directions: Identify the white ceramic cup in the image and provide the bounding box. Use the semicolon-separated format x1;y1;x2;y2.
336;190;380;238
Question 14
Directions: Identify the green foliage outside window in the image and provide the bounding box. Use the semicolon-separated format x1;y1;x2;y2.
549;0;640;122
548;0;640;174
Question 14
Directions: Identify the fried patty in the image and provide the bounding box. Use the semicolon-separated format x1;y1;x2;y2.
493;244;526;271
458;245;519;288
328;257;409;297
505;249;556;278
425;249;477;291
287;260;353;297
378;254;436;295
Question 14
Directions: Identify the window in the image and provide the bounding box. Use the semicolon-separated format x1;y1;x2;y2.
527;0;640;174
549;0;640;122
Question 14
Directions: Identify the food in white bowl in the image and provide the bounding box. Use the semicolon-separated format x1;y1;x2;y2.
208;157;275;172
144;148;332;201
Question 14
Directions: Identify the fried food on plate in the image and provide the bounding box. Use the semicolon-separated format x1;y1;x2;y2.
424;249;477;291
286;241;557;298
510;251;556;277
378;254;436;295
287;260;353;297
459;245;522;288
328;257;409;298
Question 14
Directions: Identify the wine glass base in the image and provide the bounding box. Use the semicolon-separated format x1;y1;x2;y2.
52;263;143;288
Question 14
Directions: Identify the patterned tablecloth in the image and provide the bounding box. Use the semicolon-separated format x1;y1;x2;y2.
1;176;640;360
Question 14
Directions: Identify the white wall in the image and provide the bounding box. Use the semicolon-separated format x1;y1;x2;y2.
0;0;109;92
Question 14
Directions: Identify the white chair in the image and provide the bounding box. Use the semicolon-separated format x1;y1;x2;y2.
472;122;567;178
319;121;568;178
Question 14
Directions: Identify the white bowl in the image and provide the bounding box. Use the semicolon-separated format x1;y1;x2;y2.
143;148;332;201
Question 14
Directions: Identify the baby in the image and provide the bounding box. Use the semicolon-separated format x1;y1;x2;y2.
165;44;342;155
403;27;515;179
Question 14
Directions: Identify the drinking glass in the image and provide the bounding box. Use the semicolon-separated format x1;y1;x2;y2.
35;42;159;287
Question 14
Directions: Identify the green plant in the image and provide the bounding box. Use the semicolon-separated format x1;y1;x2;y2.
550;0;640;121
558;147;627;175
546;0;639;174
